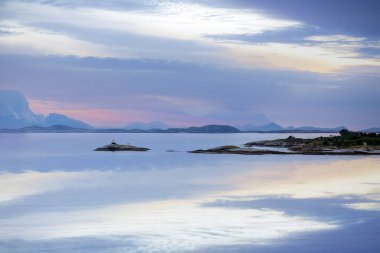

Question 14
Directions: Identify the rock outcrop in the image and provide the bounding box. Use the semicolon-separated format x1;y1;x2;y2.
190;145;289;155
190;145;380;155
190;132;380;155
94;141;149;152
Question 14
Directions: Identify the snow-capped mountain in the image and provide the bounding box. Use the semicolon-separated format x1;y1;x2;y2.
0;90;92;129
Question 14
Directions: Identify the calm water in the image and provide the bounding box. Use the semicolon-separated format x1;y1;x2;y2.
0;133;379;253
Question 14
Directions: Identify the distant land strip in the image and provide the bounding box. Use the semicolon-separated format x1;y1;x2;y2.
1;124;378;133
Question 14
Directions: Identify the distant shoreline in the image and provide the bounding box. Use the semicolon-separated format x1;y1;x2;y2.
0;125;346;134
1;124;378;134
0;129;343;134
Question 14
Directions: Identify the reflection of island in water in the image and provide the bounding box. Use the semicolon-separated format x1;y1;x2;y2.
94;139;150;152
191;130;380;155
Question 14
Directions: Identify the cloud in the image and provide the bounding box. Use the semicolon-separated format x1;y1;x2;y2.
1;54;379;128
0;1;324;72
220;0;380;38
0;21;123;57
357;46;380;59
141;95;218;117
218;35;380;72
305;35;366;42
1;1;379;73
344;202;380;211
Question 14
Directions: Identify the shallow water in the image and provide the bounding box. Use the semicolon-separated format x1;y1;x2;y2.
0;133;379;252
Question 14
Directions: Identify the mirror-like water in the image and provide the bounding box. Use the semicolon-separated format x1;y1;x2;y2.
0;133;379;253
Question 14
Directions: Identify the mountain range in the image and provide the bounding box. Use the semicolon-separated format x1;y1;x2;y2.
0;90;378;133
0;90;92;129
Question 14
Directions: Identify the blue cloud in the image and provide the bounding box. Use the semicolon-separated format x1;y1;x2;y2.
356;47;380;58
219;0;380;39
208;26;325;44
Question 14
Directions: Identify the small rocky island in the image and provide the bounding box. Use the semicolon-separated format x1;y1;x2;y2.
94;140;150;152
190;130;380;155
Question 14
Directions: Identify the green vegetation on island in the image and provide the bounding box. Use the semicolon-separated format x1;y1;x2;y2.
245;129;380;152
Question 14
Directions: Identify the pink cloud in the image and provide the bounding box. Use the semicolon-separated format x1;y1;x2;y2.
29;99;215;127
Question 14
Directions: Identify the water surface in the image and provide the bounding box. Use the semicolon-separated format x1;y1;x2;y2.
0;133;379;252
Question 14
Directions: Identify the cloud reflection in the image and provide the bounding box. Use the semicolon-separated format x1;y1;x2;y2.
0;170;109;203
0;199;335;252
0;157;379;252
224;158;380;198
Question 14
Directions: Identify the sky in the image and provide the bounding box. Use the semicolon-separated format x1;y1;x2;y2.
0;0;379;129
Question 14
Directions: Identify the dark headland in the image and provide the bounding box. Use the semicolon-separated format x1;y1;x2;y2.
190;130;380;155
